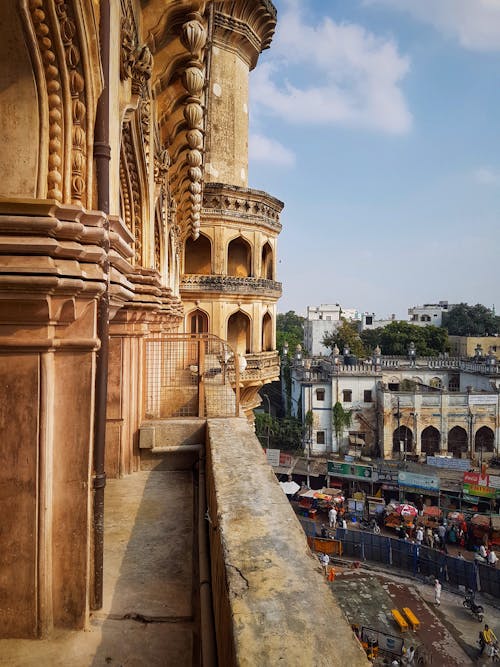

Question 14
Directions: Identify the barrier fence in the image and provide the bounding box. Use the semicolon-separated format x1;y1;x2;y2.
298;519;499;599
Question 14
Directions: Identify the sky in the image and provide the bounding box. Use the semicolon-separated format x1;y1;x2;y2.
247;0;500;320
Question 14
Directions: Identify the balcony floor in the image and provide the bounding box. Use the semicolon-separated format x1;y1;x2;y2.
0;468;199;666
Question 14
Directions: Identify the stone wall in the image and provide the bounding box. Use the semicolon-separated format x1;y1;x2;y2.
205;418;369;666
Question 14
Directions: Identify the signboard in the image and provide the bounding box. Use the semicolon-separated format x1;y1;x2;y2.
265;448;280;467
469;395;498;406
398;471;439;491
463;472;489;486
427;456;471;471
489;475;500;489
360;627;404;657
463;483;496;499
328;461;372;480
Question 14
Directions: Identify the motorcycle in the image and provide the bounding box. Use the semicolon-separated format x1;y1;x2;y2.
359;518;381;535
463;588;484;622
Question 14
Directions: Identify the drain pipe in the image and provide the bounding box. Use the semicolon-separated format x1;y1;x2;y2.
198;446;217;666
92;0;111;611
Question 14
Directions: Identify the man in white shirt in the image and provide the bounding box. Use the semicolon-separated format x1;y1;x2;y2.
328;506;337;529
488;549;498;566
416;527;424;545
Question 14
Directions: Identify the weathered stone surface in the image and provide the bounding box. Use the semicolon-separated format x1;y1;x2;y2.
206;418;369;666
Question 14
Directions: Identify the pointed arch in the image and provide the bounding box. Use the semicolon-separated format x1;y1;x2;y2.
227;310;251;355
392;426;413;454
184;233;211;274
262;311;273;351
475;426;495;454
448;426;468;458
187;308;209;335
228;236;251;277
421;426;440;456
261;242;273;280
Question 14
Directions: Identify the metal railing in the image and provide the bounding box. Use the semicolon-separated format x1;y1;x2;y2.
143;334;241;419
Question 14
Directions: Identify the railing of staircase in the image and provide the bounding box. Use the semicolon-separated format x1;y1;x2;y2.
143;334;241;419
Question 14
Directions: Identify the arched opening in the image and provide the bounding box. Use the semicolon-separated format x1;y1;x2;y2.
429;377;442;389
421;426;440;456
392;426;413;455
448;426;468;458
227;236;251;277
184;234;211;274
475;426;495;457
188;309;208;335
227;311;251;355
261;242;273;280
262;312;273;351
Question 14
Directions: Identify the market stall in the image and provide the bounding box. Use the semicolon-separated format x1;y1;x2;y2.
470;514;491;547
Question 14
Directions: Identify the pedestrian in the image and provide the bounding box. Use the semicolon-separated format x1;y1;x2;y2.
416;526;424;546
426;527;434;549
405;645;416;665
438;522;446;544
479;544;488;560
457;551;464;559
320;524;328;539
434;578;442;606
341;517;347;529
320;552;330;575
488;549;498;567
329;506;337;529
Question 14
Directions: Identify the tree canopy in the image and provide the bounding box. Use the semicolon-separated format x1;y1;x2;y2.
276;310;304;356
254;412;305;453
322;320;366;358
359;321;449;356
441;303;500;336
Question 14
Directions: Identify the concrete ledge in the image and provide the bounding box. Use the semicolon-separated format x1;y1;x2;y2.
206;418;369;667
139;419;206;449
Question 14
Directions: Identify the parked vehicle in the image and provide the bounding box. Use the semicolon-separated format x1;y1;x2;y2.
463;589;484;622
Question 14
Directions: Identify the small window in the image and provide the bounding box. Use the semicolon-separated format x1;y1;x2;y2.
316;388;325;401
365;316;373;325
363;390;372;403
316;431;325;445
343;389;352;402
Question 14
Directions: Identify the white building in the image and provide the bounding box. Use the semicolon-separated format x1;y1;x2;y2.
360;312;399;331
304;304;361;356
408;301;453;327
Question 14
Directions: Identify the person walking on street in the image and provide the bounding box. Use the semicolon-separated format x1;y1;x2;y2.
416;526;424;546
488;549;498;567
405;645;416;665
320;552;330;576
329;506;337;529
434;579;442;606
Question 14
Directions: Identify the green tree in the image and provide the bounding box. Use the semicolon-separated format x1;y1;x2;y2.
442;303;500;336
276;310;304;356
322;320;366;358
332;401;351;450
254;412;305;453
371;321;448;356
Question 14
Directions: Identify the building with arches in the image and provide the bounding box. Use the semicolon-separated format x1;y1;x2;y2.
290;353;500;462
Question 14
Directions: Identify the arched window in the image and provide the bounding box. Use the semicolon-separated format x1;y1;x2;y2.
430;377;442;389
448;426;468;458
261;242;273;280
227;311;251;355
227;236;251;277
475;426;495;455
184;234;211;274
421;426;440;456
188;309;208;334
392;426;413;454
261;312;273;351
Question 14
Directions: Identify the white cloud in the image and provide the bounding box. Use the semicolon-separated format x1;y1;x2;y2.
250;1;412;134
249;133;296;166
364;0;500;52
474;167;500;185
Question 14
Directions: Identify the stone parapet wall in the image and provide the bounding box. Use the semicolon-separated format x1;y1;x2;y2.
205;417;369;666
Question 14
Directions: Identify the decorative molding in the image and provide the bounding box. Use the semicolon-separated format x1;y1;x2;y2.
202;183;283;232
180;274;282;297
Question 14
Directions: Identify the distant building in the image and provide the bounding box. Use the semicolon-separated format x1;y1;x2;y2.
449;335;500;360
360;312;398;331
304;304;361;356
289;350;500;460
408;301;454;327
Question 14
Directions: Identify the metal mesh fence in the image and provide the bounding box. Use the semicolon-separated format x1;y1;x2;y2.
143;334;240;419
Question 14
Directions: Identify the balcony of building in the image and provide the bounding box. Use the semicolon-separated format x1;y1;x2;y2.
180;274;282;298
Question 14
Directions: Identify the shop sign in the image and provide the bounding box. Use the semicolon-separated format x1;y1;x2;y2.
375;469;399;483
463;472;489;486
427;456;471;471
398;471;439;491
265;448;280;467
489;475;500;489
463;483;496;499
327;461;372;479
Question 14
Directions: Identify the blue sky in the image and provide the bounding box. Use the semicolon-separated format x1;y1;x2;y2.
248;0;500;319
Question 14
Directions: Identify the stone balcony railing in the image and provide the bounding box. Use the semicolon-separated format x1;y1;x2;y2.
180;274;282;297
203;182;284;232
